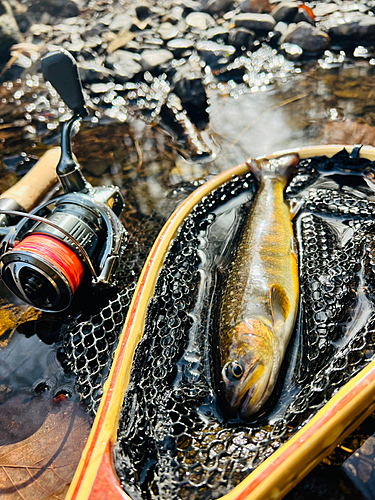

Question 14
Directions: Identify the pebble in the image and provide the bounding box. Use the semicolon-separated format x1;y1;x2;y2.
240;0;271;14
135;4;151;21
0;0;22;57
185;12;216;30
313;3;340;18
106;49;143;80
109;14;133;32
273;21;288;35
166;37;195;56
196;40;236;69
271;2;299;23
280;42;303;60
27;0;80;18
327;12;375;41
281;21;330;53
228;27;255;49
78;60;114;83
204;27;229;42
203;0;235;15
233;13;276;32
196;40;236;55
157;22;179;40
140;49;174;71
293;8;315;26
173;61;209;129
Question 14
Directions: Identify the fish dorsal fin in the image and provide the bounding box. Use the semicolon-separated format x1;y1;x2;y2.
270;284;290;326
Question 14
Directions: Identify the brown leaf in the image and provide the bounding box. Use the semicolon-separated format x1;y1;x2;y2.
0;399;92;499
0;305;41;348
107;30;135;54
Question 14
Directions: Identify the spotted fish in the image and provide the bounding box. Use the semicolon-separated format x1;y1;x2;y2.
219;153;300;419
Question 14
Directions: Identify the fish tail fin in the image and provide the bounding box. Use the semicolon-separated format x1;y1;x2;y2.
246;153;299;181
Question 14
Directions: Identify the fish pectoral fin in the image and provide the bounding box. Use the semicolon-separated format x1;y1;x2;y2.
286;198;304;220
270;284;290;326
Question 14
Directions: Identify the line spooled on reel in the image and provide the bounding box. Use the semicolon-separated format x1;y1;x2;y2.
0;49;126;312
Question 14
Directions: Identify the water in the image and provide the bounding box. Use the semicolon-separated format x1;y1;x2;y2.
2;48;375;498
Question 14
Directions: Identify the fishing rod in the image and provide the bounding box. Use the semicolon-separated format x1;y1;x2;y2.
0;49;126;313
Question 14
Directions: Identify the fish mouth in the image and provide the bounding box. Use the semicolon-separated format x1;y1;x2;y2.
238;368;272;419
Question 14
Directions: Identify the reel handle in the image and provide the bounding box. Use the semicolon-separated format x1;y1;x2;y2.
41;49;87;118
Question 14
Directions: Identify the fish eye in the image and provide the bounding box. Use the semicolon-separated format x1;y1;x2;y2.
230;361;244;379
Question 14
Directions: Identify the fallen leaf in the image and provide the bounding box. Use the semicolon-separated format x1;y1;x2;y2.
107;30;135;54
0;398;92;499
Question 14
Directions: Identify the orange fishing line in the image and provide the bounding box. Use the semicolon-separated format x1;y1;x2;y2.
14;234;84;293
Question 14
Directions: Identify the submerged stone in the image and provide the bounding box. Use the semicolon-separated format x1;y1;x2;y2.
327;13;375;41
106;50;143;81
203;0;234;15
240;0;271;14
185;12;216;30
234;13;276;33
281;21;330;54
228;27;255;49
140;49;174;71
157;22;180;41
271;2;299;23
167;38;195;56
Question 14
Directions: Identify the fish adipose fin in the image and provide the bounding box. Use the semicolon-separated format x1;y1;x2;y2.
270;284;290;326
246;153;299;181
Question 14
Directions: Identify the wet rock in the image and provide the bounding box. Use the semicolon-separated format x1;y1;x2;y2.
203;0;234;15
0;0;21;59
106;50;142;82
135;4;151;21
78;60;113;83
157;22;179;41
185;12;216;31
27;0;80;18
240;0;271;14
273;21;288;36
204;27;229;43
166;38;195;57
140;49;174;71
293;8;315;26
327;13;375;42
234;13;276;33
196;40;236;69
172;62;209;130
228;27;255;49
271;2;299;23
280;42;303;60
180;0;203;17
281;22;330;54
313;3;339;18
109;14;133;32
140;31;164;49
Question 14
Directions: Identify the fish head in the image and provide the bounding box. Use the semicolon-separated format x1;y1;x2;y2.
221;318;274;419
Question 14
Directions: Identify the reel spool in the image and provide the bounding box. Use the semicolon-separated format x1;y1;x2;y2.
0;49;126;312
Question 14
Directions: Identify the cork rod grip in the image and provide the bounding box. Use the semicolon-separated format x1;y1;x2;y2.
0;148;61;212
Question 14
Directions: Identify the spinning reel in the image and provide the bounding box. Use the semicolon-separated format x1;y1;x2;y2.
0;50;126;312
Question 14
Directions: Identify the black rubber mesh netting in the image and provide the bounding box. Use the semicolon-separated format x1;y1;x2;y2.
112;149;375;500
57;215;165;415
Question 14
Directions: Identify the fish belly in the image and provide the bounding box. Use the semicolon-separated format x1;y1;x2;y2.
221;176;299;353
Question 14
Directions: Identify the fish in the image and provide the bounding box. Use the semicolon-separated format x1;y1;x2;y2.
219;153;300;419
